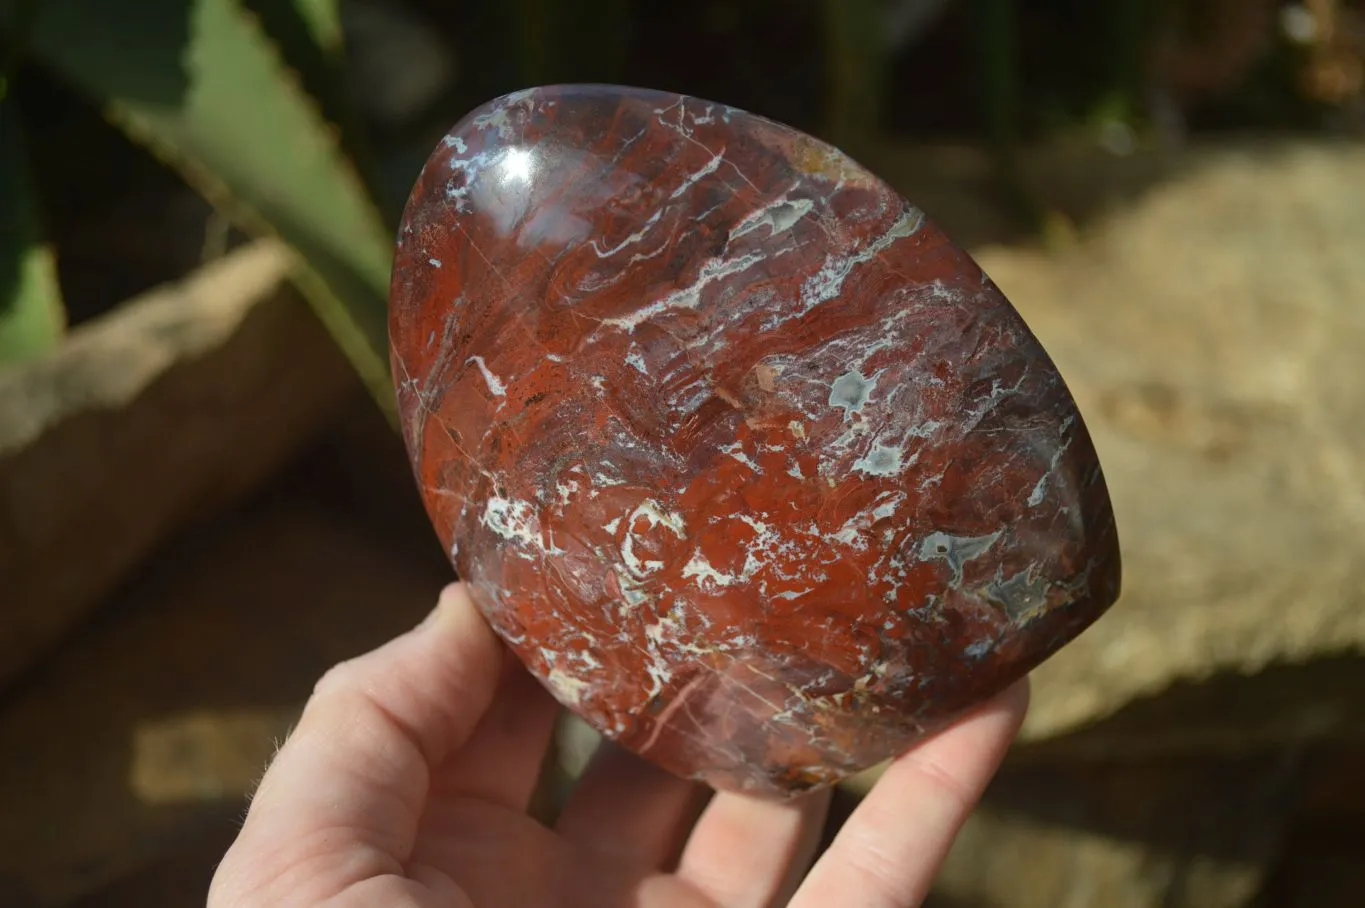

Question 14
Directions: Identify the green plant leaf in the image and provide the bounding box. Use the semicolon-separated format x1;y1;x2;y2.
291;0;344;53
0;85;66;366
7;0;398;420
240;0;386;211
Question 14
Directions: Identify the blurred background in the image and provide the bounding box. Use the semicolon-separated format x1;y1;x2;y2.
1;0;1363;905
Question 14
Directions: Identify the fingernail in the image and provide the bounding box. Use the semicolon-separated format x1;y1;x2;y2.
415;592;449;630
416;582;464;631
416;606;441;631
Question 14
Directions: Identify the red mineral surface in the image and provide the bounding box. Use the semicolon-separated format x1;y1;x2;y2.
388;85;1121;796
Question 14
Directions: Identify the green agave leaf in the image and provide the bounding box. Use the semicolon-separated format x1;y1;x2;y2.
239;0;385;206
8;0;398;419
291;0;344;53
240;0;347;118
0;84;66;366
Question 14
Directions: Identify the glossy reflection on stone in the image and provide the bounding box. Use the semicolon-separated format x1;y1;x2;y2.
389;85;1121;796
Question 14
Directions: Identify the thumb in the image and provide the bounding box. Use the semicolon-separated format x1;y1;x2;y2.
210;583;501;905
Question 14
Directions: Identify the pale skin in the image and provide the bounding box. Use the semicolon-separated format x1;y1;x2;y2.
209;583;1029;908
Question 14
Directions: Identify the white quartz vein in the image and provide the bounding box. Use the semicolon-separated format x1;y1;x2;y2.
601;251;764;333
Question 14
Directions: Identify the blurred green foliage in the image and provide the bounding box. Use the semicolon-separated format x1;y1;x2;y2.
0;86;65;364
0;0;64;365
1;0;398;418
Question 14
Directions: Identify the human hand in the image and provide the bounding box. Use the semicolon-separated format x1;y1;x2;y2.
209;583;1028;907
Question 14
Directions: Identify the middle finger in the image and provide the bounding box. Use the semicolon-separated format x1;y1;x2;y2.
556;741;710;870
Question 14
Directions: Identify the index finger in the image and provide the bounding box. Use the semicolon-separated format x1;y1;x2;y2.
790;679;1029;908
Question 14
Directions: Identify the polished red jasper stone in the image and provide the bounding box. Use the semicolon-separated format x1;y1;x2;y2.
389;85;1121;796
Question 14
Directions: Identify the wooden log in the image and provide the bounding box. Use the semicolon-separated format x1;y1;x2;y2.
0;241;359;690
